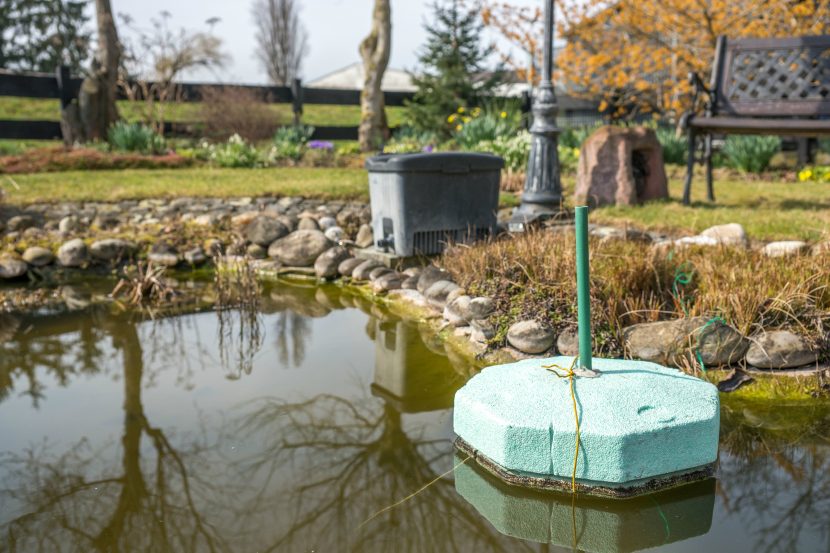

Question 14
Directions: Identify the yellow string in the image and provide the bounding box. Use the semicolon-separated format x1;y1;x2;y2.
542;356;581;494
358;454;472;528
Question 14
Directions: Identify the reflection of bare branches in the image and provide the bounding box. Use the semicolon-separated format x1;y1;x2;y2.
0;322;228;552
718;403;830;553
232;393;534;553
217;307;264;378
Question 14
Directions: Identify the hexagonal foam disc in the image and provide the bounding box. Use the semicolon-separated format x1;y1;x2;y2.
453;356;719;492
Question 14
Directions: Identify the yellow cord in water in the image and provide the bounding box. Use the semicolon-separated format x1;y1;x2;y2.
542;356;581;494
358;454;472;528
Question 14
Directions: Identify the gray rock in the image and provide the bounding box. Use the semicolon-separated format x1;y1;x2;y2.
92;214;120;230
0;256;27;279
468;297;495;320
470;318;496;342
59;215;83;233
351;260;383;280
444;295;472;326
763;241;809;258
355;224;374;248
673;235;719;248
337;208;363;231
7;215;35;232
424;280;460;308
297;217;320;231
90;239;137;262
556;328;579;356
247;244;267;259
324;226;345;242
372;272;404;293
183;247;207;265
746;330;819;369
624;317;748;367
591;225;651;243
700;223;747;247
337;257;364;277
417;266;453;295
402;275;419;289
245;216;288;247
314;246;350;279
507;320;555;354
22;246;54;267
148;251;180;267
318;216;338;231
403;266;423;278
57;239;88;267
369;266;394;281
267;230;333;267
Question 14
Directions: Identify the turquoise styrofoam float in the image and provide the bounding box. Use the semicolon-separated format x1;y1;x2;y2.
452;207;720;496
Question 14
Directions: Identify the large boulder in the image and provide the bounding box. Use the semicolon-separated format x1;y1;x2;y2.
745;330;819;369
22;246;54;267
90;239;137;262
267;230;333;267
624;317;748;367
57;239;88;267
575;126;668;207
507;320;555;354
314;246;350;279
245;216;289;247
0;255;28;279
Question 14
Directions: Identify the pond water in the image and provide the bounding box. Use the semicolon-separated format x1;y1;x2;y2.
0;281;828;552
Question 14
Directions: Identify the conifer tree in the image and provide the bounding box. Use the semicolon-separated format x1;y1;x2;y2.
407;0;501;137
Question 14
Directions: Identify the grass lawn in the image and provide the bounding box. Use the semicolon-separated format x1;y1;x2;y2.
3;166;827;241
0;97;407;127
586;177;830;242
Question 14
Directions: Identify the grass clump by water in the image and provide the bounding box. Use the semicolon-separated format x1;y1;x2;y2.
441;230;830;359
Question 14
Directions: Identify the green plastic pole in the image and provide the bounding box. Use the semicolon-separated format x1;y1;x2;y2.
575;206;592;371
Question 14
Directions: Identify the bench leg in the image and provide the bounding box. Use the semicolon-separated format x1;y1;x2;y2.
704;134;714;202
682;130;696;206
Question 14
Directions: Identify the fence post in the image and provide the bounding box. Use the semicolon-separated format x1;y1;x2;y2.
55;65;73;109
291;78;304;126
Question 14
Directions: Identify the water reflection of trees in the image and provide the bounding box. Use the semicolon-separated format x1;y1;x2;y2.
1;319;228;552
718;402;830;553
233;393;535;553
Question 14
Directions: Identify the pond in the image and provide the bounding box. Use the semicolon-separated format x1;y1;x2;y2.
0;280;828;552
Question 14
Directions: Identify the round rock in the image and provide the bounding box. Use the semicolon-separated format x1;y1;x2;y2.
245;216;288;247
337;257;364;277
0;256;28;279
355;224;374;248
507;320;555;354
57;239;89;267
745;330;819;369
22;246;54;267
267;230;333;267
314;246;350;279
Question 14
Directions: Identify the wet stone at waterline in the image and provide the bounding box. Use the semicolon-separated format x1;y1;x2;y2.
0;280;827;552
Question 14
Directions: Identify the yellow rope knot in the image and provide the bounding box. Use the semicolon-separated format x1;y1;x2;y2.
542;356;582;494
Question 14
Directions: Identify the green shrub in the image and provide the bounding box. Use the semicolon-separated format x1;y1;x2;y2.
453;105;521;149
476;131;530;172
655;127;688;165
273;125;314;146
108;121;167;155
335;142;362;156
559;124;603;149
722;135;780;173
208;134;262;168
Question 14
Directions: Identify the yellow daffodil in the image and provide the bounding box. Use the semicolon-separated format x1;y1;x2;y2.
456;124;463;131
500;111;508;119
472;107;482;117
462;116;471;123
448;114;457;123
457;106;465;113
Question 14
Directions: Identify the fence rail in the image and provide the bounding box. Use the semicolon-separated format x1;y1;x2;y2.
0;67;608;143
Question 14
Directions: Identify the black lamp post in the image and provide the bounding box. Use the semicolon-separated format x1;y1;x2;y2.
508;0;563;231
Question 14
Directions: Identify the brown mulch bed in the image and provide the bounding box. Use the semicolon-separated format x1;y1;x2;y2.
0;147;195;174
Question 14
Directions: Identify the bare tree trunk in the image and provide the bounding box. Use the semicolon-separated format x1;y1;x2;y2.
63;0;120;143
358;0;391;152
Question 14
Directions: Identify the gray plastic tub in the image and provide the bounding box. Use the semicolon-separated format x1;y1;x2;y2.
365;152;503;256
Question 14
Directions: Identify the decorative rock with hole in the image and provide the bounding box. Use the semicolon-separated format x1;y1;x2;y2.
454;356;720;497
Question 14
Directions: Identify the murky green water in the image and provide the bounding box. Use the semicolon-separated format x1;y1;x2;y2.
0;281;828;552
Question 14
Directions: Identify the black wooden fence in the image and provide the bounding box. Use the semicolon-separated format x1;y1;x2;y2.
0;67;534;142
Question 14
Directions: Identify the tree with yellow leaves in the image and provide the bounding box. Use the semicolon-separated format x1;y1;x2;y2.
481;0;830;120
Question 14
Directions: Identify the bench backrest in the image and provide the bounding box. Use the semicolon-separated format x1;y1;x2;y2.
711;35;830;117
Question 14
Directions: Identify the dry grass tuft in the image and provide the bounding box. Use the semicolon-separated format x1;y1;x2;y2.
442;230;830;357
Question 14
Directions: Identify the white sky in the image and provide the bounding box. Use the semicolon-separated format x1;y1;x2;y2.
108;0;543;84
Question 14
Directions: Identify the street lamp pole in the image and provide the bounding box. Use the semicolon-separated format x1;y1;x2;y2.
509;0;562;231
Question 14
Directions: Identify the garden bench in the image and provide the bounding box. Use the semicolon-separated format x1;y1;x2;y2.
682;35;830;205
